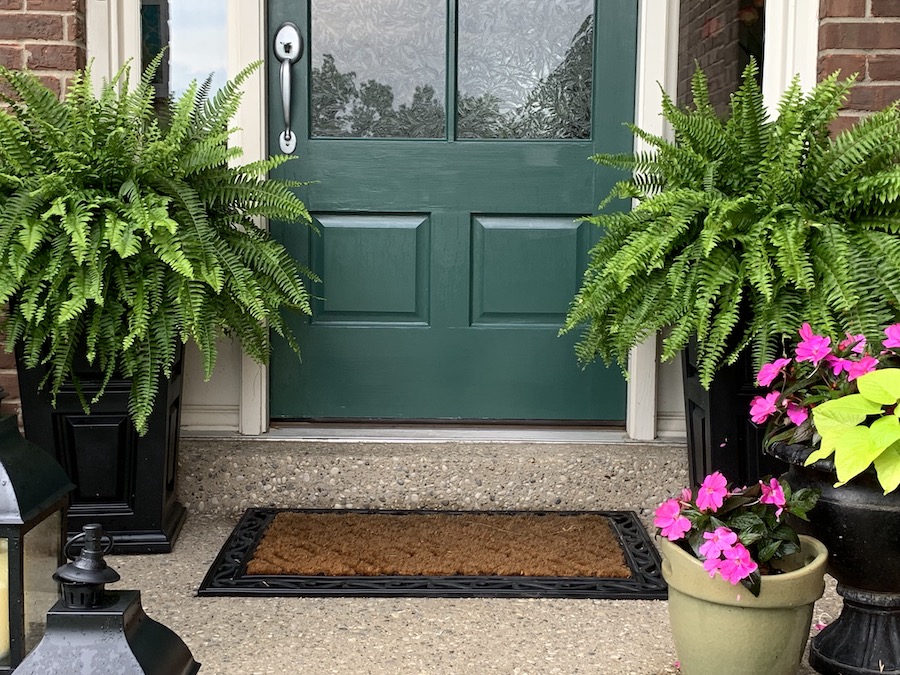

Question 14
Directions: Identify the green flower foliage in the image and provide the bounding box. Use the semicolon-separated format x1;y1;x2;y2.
0;59;316;433
562;61;900;388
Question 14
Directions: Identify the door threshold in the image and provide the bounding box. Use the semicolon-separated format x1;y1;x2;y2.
182;423;681;444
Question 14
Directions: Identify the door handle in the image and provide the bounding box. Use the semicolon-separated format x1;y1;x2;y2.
274;22;303;154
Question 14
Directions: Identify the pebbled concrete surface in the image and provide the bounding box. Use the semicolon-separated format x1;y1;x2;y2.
106;438;841;674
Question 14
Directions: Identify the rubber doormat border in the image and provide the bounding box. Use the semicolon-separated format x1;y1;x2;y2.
197;508;668;600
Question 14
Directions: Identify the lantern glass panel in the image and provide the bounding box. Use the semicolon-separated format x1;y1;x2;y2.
23;511;60;654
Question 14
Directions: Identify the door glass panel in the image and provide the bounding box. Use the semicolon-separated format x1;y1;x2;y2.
457;0;593;139
311;0;446;138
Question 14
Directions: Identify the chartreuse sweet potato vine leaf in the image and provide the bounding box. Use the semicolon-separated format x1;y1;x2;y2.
810;369;900;493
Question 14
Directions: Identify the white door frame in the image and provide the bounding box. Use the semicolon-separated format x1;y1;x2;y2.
85;0;816;439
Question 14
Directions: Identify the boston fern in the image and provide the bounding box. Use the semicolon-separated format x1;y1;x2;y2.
563;61;900;388
0;60;316;433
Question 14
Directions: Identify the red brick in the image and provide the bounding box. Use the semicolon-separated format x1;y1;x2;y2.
34;73;61;96
0;44;23;69
872;0;900;16
0;374;19;404
868;54;900;80
25;0;78;9
820;22;900;49
821;0;866;17
829;113;866;136
65;12;84;42
25;43;84;70
846;83;900;109
819;53;866;80
0;0;24;9
0;350;15;370
0;14;63;40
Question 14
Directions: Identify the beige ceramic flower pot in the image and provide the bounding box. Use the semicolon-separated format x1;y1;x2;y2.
660;535;828;675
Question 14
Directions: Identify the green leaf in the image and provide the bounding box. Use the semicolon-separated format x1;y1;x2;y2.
813;394;883;433
874;443;900;494
740;569;762;598
832;426;884;485
857;369;900;405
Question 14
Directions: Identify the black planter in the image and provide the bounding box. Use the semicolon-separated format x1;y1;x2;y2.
769;442;900;675
682;339;785;487
16;346;186;554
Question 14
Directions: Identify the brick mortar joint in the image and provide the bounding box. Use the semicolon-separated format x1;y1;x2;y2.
820;48;900;53
820;17;900;24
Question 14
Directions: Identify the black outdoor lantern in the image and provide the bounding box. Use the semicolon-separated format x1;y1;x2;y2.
16;523;200;674
0;412;73;672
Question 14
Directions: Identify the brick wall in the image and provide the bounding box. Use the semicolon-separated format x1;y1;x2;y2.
677;1;765;114
819;0;900;133
0;0;86;418
0;0;86;98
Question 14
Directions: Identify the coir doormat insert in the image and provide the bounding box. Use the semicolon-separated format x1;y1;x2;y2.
198;508;666;599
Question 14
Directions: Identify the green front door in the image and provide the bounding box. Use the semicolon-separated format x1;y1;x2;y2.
268;0;636;422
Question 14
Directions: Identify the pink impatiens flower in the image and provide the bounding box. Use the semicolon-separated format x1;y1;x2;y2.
698;526;738;559
717;543;758;584
703;555;721;578
824;354;853;376
795;323;832;366
749;390;780;425
848;355;879;381
760;478;787;518
696;472;729;512
756;358;791;387
786;401;809;426
884;324;900;349
839;333;866;354
654;498;691;541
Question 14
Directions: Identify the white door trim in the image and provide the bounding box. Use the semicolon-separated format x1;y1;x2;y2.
627;0;680;441
762;0;820;113
85;0;141;94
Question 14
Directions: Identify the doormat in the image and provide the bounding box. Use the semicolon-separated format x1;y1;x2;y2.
198;508;667;599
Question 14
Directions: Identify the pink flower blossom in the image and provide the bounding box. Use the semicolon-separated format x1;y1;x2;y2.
884;324;900;349
717;543;759;584
786;402;809;426
654;498;691;541
749;390;780;424
760;478;787;518
696;472;729;512
824;354;853;376
795;323;832;366
680;488;692;503
848;355;879;381
699;526;738;558
703;555;721;578
839;333;866;354
756;358;791;387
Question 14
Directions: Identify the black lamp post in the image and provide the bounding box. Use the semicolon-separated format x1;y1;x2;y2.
16;523;200;674
0;411;73;672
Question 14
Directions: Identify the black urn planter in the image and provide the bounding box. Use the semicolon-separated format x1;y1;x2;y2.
769;442;900;675
15;345;187;554
682;339;785;487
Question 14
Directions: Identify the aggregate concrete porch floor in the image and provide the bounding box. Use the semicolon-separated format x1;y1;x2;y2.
109;437;842;674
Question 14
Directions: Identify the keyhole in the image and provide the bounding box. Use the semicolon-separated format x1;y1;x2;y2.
283;41;293;55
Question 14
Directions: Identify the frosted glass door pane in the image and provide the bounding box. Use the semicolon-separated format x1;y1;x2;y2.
311;0;446;138
458;0;593;139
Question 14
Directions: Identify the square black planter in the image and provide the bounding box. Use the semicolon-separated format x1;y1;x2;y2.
682;339;785;487
16;346;186;554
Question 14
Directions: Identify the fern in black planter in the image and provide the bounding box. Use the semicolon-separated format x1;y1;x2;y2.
0;60;316;434
562;61;900;389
